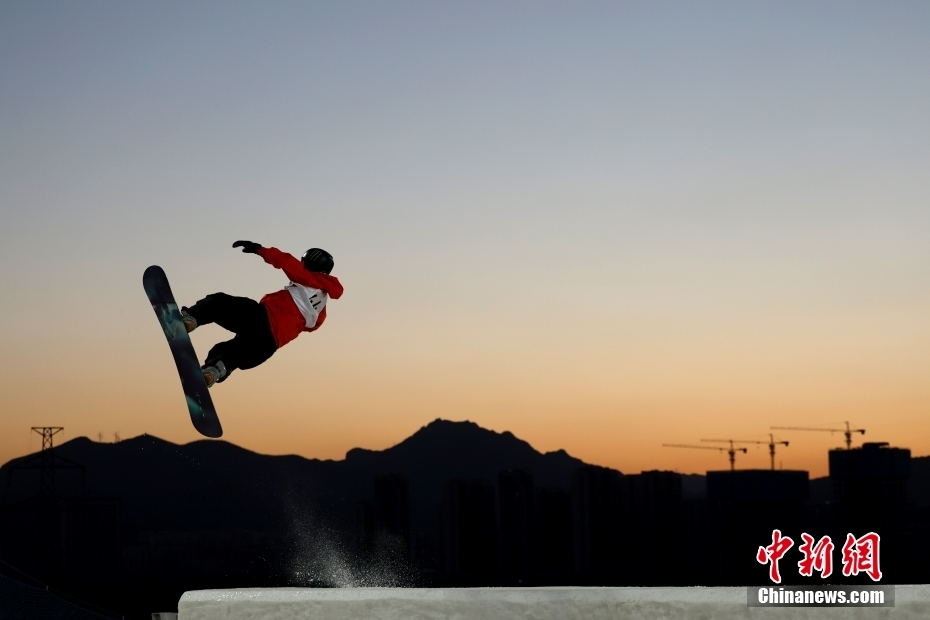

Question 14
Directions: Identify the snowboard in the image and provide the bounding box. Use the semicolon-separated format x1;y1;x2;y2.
143;265;223;438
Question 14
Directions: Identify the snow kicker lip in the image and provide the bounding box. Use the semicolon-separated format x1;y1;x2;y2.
178;586;915;620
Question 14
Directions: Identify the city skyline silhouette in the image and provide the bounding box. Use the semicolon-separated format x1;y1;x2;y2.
2;417;927;616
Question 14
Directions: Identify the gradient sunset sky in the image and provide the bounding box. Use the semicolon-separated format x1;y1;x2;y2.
1;2;928;478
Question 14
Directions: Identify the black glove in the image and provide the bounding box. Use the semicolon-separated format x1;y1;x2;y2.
232;240;261;254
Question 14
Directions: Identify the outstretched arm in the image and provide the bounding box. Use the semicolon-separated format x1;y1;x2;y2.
254;245;305;280
232;241;343;297
233;241;303;277
252;245;343;297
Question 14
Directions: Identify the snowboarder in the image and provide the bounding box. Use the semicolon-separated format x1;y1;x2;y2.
180;241;344;386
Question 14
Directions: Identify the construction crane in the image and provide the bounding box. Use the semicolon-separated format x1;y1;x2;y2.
771;421;865;450
703;434;788;471
663;442;748;471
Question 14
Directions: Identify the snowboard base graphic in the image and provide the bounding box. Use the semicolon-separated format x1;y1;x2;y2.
143;265;223;438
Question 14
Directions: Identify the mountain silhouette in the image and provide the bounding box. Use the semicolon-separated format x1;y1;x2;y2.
345;419;587;529
347;419;584;486
0;419;589;537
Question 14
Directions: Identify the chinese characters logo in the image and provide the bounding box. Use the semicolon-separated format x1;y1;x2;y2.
757;530;881;583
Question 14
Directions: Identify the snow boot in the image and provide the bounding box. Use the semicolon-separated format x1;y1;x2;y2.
202;360;227;388
180;307;198;333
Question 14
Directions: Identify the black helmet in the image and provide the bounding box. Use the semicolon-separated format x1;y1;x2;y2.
302;248;334;274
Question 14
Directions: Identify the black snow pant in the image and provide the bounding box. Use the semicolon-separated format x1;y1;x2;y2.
185;293;278;381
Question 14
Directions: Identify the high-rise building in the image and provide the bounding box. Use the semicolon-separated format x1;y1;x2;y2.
626;470;683;585
498;469;533;583
533;486;573;582
572;466;625;582
706;469;809;585
355;500;374;559
374;474;411;555
830;442;910;581
442;479;497;583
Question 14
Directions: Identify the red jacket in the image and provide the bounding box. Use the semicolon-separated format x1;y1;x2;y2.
256;246;344;349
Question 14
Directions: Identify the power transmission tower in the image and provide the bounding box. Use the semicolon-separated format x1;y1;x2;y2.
35;427;63;499
7;427;85;580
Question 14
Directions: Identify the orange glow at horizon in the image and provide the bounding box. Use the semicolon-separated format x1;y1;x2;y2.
2;293;928;481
